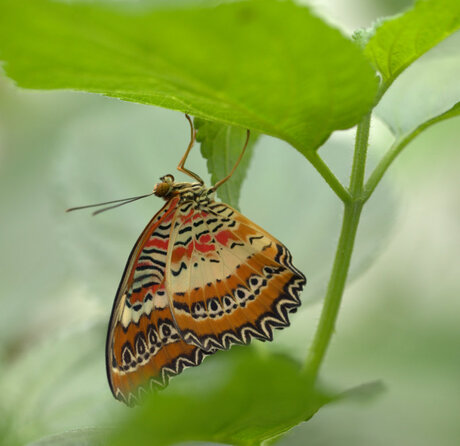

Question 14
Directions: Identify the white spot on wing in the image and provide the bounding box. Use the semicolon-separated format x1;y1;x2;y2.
121;306;132;328
154;292;169;309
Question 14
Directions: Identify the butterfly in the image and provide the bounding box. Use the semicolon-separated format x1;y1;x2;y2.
68;115;306;406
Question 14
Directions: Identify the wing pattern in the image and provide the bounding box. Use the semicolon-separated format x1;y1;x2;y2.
107;197;207;405
167;202;306;352
107;199;306;405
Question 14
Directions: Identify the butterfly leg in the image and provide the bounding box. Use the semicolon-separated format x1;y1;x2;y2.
211;129;250;191
177;114;204;184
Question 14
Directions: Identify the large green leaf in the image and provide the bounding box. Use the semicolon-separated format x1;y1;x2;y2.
195;119;257;210
107;349;332;446
364;0;460;91
0;0;378;155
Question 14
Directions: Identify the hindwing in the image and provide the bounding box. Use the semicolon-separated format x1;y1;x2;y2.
166;202;306;353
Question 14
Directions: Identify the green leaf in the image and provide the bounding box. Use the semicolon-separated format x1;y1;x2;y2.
338;380;386;404
393;100;460;150
436;101;460;121
365;101;460;199
0;0;378;155
195;119;257;210
108;349;333;446
364;0;460;91
381;100;460;141
375;31;460;136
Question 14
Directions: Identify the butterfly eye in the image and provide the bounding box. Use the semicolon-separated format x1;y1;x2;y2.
153;182;171;198
153;175;176;198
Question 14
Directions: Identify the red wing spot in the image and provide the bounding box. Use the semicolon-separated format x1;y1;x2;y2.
200;234;211;243
172;247;185;262
164;212;175;222
215;230;236;246
194;241;215;253
172;243;194;262
145;238;169;250
193;211;208;220
180;209;195;224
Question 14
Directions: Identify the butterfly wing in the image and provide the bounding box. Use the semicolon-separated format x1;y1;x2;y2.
107;197;305;405
106;196;207;405
166;201;306;352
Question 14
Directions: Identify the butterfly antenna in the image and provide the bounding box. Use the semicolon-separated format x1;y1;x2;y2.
66;192;154;215
212;129;250;191
176;114;204;184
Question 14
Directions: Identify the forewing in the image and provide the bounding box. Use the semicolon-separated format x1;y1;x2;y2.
106;197;206;405
166;202;306;352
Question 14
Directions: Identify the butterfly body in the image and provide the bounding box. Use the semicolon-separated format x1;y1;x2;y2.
106;175;306;405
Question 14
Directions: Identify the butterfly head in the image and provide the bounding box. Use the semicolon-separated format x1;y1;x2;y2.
153;174;175;199
153;174;211;203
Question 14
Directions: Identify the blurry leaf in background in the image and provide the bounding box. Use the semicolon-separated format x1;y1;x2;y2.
0;321;114;446
0;0;378;154
308;0;414;33
108;349;333;446
364;0;460;89
375;31;460;136
0;86;93;350
364;0;414;18
337;380;386;404
433;102;460;124
26;428;107;446
54;104;208;303
23;354;386;446
195;118;257;210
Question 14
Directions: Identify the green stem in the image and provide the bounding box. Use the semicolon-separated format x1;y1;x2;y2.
307;151;351;203
363;111;451;200
350;113;370;196
304;202;363;378
304;113;370;379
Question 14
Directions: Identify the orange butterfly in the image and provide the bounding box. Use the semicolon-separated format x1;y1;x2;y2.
69;116;306;406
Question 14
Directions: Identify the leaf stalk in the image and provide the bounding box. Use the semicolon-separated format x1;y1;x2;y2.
307;151;351;203
304;112;370;379
363;110;453;200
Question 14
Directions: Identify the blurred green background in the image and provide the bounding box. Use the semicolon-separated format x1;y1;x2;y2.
1;0;459;445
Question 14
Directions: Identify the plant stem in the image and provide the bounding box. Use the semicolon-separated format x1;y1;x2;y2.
350;113;370;196
304;113;370;379
363;110;451;200
307;151;351;203
304;202;363;378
